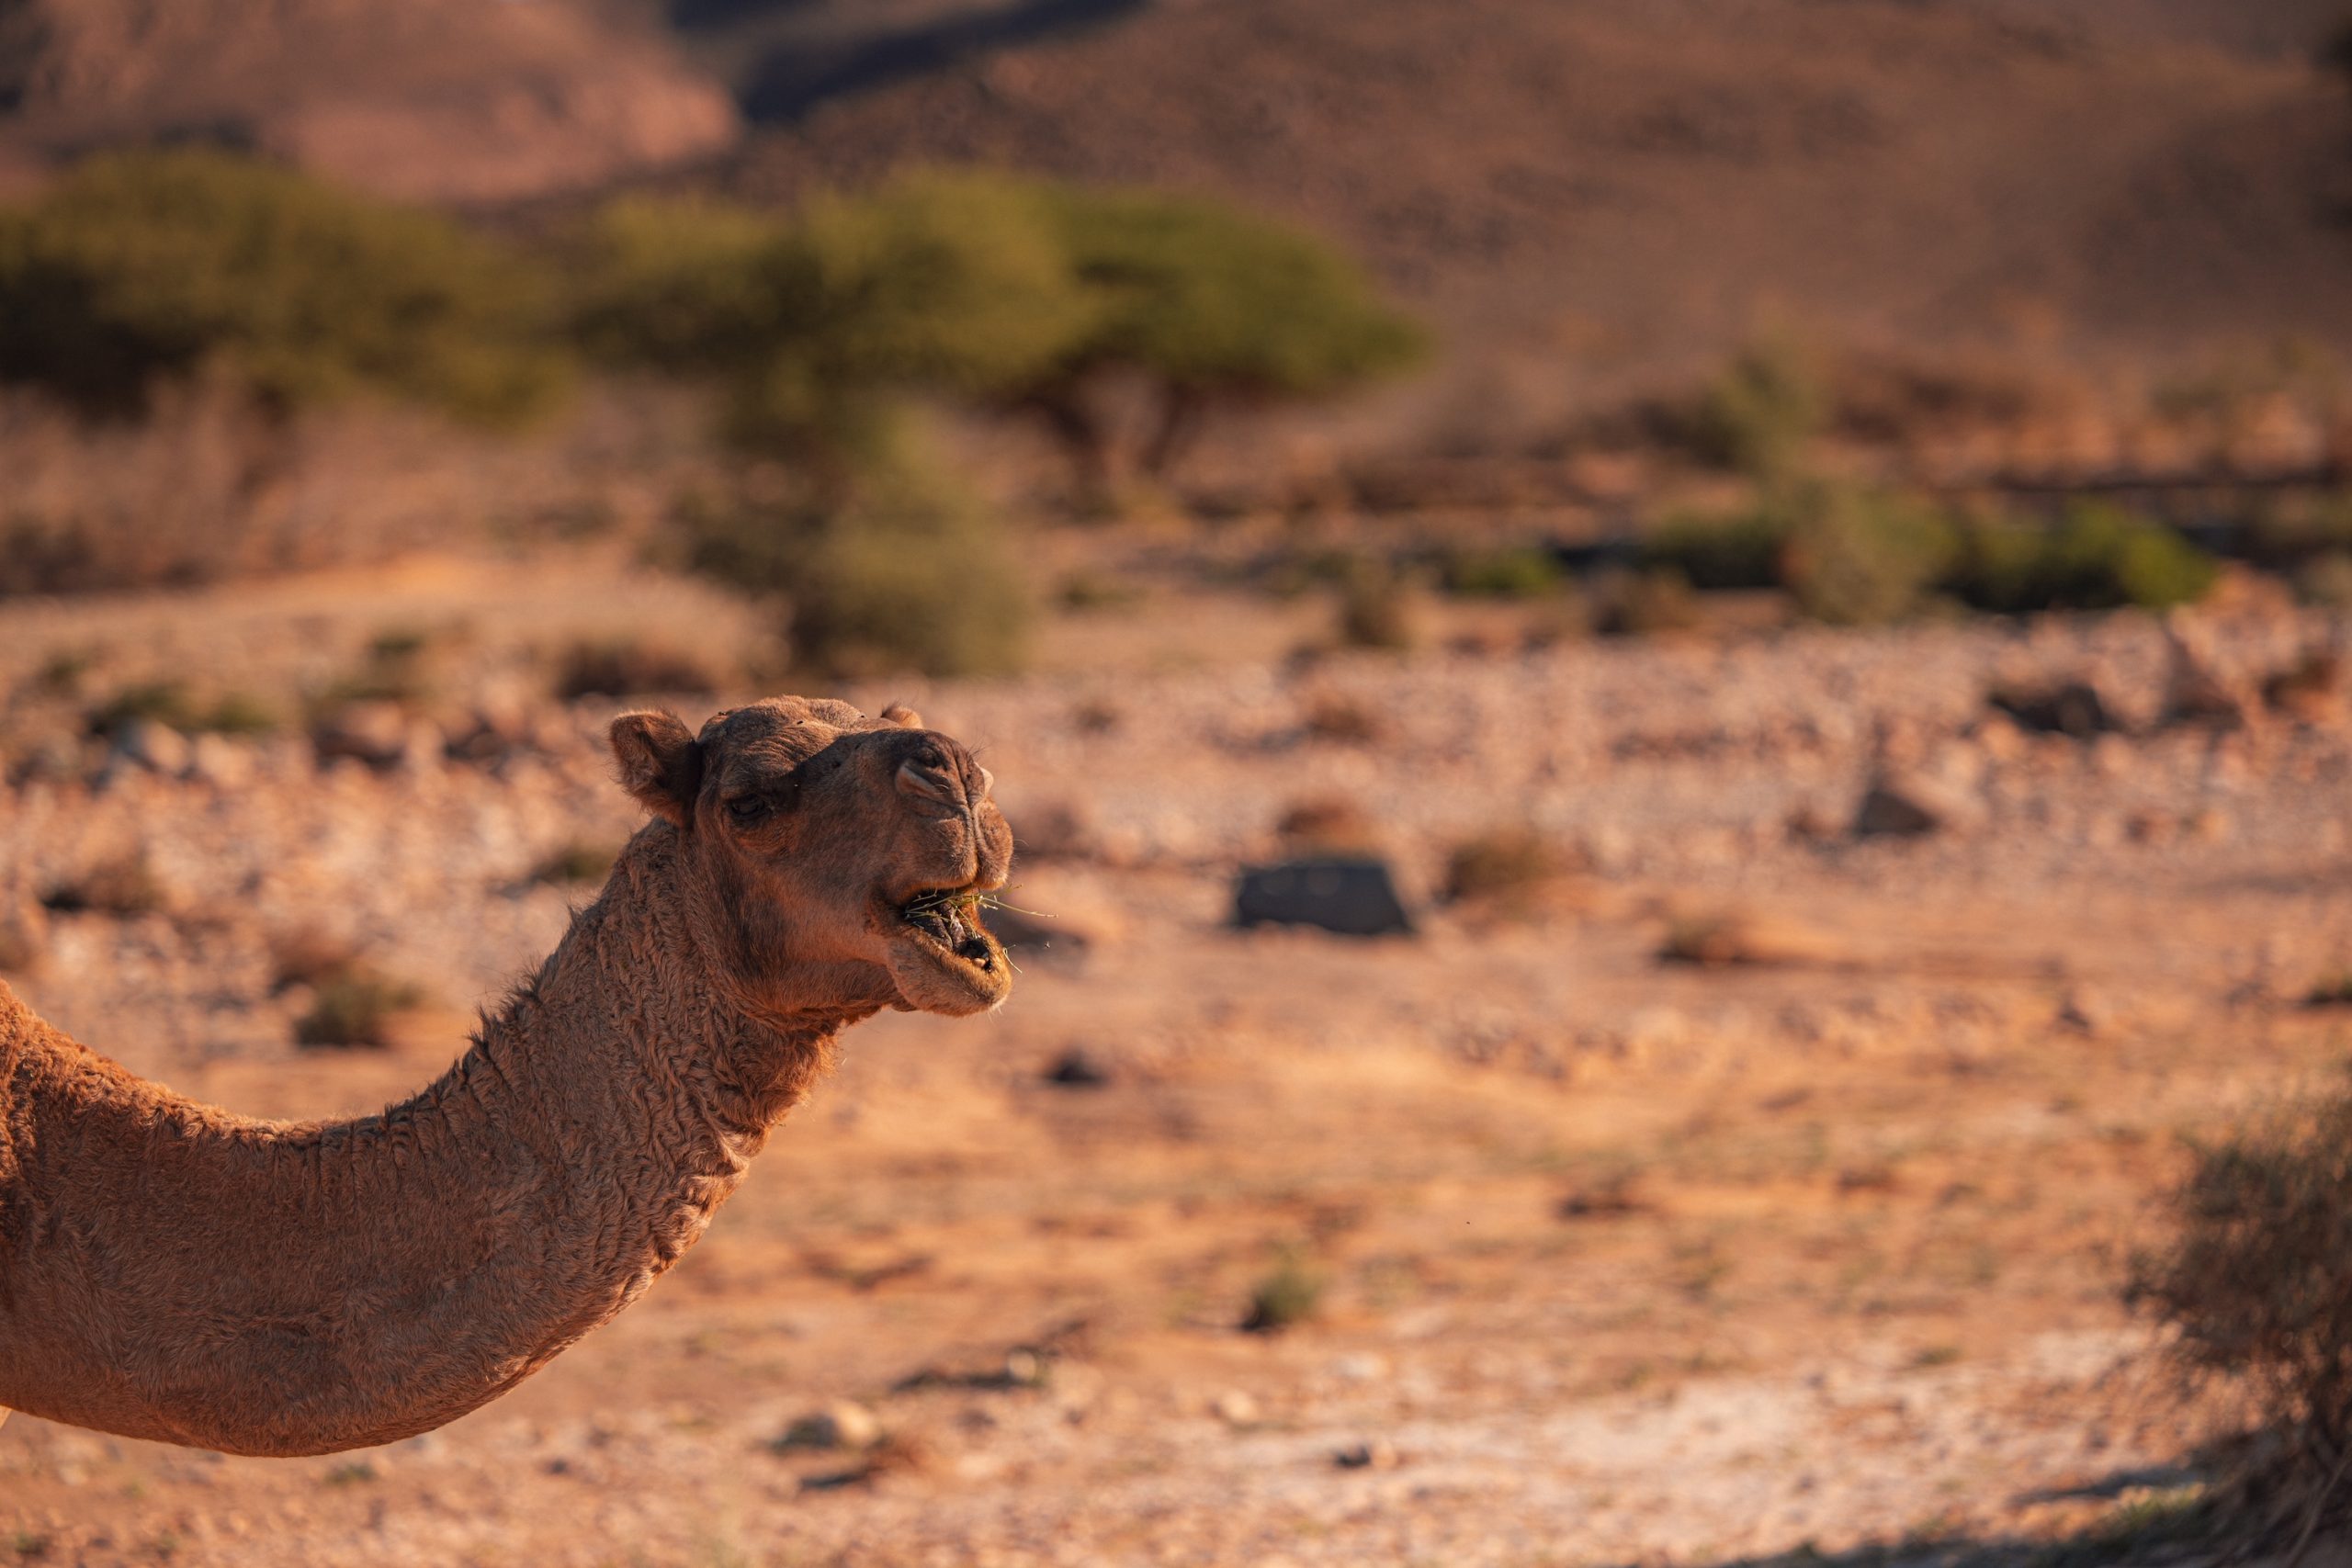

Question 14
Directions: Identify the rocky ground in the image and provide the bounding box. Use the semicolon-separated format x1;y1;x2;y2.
5;561;2352;1565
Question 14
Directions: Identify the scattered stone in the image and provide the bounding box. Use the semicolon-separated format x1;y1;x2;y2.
112;716;190;777
1991;680;2114;739
774;1400;883;1453
2263;649;2345;727
1853;773;1970;838
1041;1045;1114;1089
1211;1390;1261;1428
1332;1439;1401;1470
187;733;254;789
1234;857;1413;937
313;702;436;771
1556;1178;1651;1220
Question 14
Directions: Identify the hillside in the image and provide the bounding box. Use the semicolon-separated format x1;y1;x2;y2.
0;0;736;204
721;0;2352;427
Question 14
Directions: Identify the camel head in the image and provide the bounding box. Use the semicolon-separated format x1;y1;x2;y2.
609;697;1013;1019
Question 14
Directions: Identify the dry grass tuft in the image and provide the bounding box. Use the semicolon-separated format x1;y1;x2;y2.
530;840;620;886
293;968;425;1050
1241;1251;1325;1334
552;639;719;702
2129;1079;2352;1550
1276;795;1384;856
1442;826;1576;906
40;852;168;917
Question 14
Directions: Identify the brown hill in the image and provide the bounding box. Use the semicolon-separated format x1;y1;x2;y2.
0;0;738;204
721;0;2352;424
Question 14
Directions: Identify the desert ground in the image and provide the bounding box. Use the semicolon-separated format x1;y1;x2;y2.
3;554;2350;1566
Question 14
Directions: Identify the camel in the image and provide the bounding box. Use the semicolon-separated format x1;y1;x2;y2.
0;697;1012;1457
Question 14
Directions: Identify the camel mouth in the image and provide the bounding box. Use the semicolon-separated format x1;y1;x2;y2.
897;886;999;969
881;882;1012;1014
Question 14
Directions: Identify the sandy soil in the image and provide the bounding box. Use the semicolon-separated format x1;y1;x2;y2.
4;566;2352;1565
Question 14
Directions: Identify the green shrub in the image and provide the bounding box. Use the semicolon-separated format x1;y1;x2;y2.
87;682;277;736
1335;559;1419;651
1439;547;1563;599
682;455;1029;680
0;149;569;423
1589;565;1702;637
1779;486;1957;626
1642;506;1790;591
1682;333;1826;478
1948;502;2216;614
1241;1251;1324;1333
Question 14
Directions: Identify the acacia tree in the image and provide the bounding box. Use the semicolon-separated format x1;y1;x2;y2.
1023;184;1428;499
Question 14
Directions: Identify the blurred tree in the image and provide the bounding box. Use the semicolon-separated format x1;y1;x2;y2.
1026;184;1428;502
0;149;569;424
574;172;1426;502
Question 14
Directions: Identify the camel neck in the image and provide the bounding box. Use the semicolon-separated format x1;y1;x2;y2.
0;826;853;1456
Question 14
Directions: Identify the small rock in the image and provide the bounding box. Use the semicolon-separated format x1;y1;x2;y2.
312;702;415;770
113;716;190;777
774;1400;883;1452
1332;1439;1400;1471
1211;1390;1261;1428
188;733;254;789
1853;773;1973;839
1990;681;2113;739
1234;857;1413;937
1041;1045;1113;1089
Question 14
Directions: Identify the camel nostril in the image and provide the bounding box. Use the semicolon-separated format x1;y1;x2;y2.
896;758;961;806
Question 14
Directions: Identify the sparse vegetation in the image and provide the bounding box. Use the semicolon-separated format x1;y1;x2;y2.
293;968;424;1049
1443;826;1575;905
2131;1077;2352;1547
1641;491;2215;625
1439;546;1564;599
87;682;277;737
1276;795;1384;855
552;639;718;702
1945;501;2217;615
0;149;568;424
1681;333;1827;478
679;456;1031;680
530;841;620;886
1334;558;1419;651
1241;1251;1324;1333
40;852;166;917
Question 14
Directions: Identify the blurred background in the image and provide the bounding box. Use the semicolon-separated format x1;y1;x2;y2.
6;2;2352;1563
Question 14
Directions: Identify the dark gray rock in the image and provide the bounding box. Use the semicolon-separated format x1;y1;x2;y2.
1233;857;1413;937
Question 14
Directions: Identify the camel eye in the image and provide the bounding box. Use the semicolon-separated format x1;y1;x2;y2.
724;777;799;826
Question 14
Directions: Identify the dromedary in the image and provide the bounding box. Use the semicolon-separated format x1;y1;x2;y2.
0;697;1012;1457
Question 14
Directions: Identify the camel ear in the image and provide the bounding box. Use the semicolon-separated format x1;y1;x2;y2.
610;711;703;827
881;704;923;729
